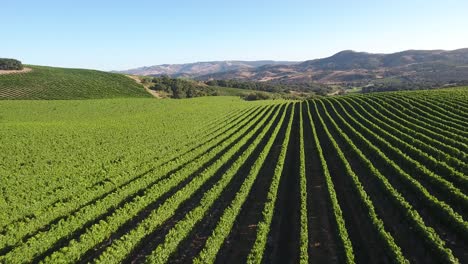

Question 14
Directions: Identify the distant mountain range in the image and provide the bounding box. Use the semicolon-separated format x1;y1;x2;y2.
116;61;298;78
117;49;468;86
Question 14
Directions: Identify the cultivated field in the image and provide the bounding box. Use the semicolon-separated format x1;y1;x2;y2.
0;88;467;263
0;66;150;100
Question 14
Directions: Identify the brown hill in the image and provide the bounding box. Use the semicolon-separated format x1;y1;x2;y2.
196;49;468;85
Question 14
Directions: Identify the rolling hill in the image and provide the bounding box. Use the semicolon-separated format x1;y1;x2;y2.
0;65;151;100
118;49;468;89
132;74;278;99
195;49;468;85
116;61;298;78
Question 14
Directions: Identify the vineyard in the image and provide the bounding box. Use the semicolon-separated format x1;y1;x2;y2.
0;88;467;263
0;66;150;100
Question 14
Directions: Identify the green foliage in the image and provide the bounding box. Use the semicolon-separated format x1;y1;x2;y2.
151;75;217;98
307;100;355;263
316;98;459;263
147;75;289;100
247;103;294;264
95;105;278;264
243;91;275;101
317;99;409;263
205;79;333;95
1;88;467;263
195;104;288;264
329;97;468;241
0;58;23;70
298;103;309;264
0;97;272;263
0;65;151;99
147;105;282;264
210;86;257;96
361;81;438;93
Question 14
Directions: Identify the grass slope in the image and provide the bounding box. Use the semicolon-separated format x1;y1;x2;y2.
0;65;151;100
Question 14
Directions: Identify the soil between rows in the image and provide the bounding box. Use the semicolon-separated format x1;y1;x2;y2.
328;101;468;262
82;106;278;263
313;102;393;264
318;101;435;263
121;106;280;264
262;103;301;264
32;106;273;263
2;106;254;257
302;103;341;263
213;104;292;263
166;104;285;263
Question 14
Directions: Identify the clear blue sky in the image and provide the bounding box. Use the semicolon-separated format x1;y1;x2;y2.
2;0;467;70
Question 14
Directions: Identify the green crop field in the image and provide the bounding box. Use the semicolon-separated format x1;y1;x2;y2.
0;65;151;100
0;88;467;263
211;85;258;96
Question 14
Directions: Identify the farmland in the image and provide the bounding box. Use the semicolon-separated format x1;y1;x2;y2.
0;88;467;263
0;66;151;100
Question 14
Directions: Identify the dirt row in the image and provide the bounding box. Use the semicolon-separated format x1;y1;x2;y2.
0;67;32;75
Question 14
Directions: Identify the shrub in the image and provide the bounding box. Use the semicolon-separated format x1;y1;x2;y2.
242;91;273;101
0;58;23;70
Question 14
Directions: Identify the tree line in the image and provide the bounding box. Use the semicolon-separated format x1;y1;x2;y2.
147;75;217;98
204;79;332;95
361;80;468;93
144;76;330;100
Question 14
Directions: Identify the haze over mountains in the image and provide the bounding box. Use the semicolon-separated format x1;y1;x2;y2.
118;49;468;86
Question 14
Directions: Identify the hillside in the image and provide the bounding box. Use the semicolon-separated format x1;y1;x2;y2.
115;48;468;92
136;75;279;99
0;65;151;100
116;61;298;78
195;49;468;85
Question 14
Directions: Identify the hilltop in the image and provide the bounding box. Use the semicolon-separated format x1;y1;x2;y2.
0;65;151;100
